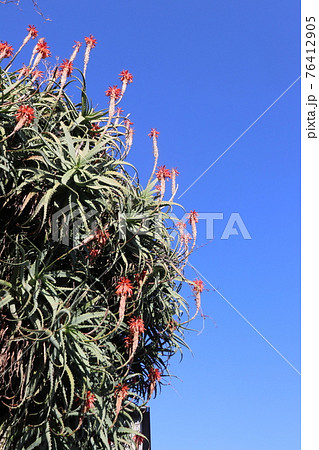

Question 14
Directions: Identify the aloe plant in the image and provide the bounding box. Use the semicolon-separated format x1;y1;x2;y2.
0;28;204;449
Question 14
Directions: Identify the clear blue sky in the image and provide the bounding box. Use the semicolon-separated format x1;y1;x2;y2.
2;1;300;448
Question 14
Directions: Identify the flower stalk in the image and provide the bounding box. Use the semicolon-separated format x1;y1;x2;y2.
83;35;97;76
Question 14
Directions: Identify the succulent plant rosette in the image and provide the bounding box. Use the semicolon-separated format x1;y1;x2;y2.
0;27;205;449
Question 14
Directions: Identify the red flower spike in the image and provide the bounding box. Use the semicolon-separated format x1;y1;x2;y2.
124;335;133;349
31;70;44;82
116;107;124;116
105;85;122;101
115;277;133;327
85;35;97;48
124;119;134;128
27;25;38;39
148;367;161;382
114;383;129;419
180;232;192;244
88;248;100;262
155;165;171;181
15;105;35;126
60;59;73;77
148;128;160;139
115;277;133;297
128;316;145;335
187;210;199;224
0;41;14;59
171;167;179;196
85;390;96;410
119;70;133;84
90;123;101;136
148;367;161;400
171;167;180;176
73;40;82;49
35;40;51;59
114;383;129;396
192;278;204;293
176;222;186;230
133;435;145;447
18;65;31;79
83;36;96;76
91;123;101;132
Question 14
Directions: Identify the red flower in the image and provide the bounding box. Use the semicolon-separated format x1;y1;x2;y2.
148;128;160;139
91;123;101;131
15;105;35;126
176;221;186;230
187;210;199;224
27;25;38;39
133;435;145;446
192;278;204;293
88;248;100;262
124;335;133;348
0;41;14;59
114;383;129;398
128;316;145;335
115;277;133;297
168;319;178;332
31;70;43;81
116;107;124;116
171;167;180;176
180;232;192;244
124;119;134;128
119;70;133;84
105;85;122;100
73;40;82;49
36;40;51;59
90;123;101;135
85;390;96;410
19;65;31;78
85;35;97;48
155;165;171;180
148;367;161;382
60;59;73;77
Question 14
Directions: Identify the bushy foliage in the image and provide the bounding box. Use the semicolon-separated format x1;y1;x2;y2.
0;29;203;449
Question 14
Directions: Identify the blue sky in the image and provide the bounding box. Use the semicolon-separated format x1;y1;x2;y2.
2;0;300;448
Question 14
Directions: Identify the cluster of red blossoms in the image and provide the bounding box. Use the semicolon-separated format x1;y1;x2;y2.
128;316;145;335
84;35;97;48
192;278;204;294
187;210;199;224
114;383;129;399
148;367;161;382
148;367;162;400
124;316;145;358
85;390;96;411
36;40;51;59
119;70;133;84
27;24;38;39
90;123;101;134
115;277;134;298
59;58;73;77
105;85;122;101
155;165;171;181
148;128;160;139
154;165;180;196
87;229;110;262
0;41;13;59
15;105;35;126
